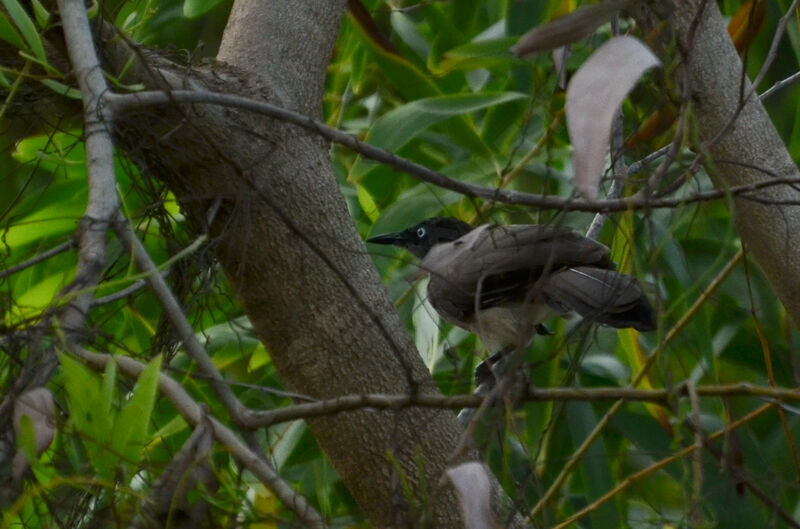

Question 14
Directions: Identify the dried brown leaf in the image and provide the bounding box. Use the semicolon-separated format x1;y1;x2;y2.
511;0;631;57
12;387;56;480
446;462;494;529
566;36;660;199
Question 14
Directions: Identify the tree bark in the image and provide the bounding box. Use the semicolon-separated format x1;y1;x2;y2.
631;1;800;325
98;1;481;526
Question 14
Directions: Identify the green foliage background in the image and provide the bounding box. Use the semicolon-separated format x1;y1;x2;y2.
2;0;800;527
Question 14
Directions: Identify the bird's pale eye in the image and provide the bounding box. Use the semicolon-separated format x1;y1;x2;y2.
416;227;427;238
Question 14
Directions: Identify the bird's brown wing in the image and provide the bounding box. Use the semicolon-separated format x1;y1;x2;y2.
542;267;656;331
421;224;613;322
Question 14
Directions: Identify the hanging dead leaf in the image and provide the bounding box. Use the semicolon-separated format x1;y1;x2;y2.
12;387;56;480
446;462;494;529
511;0;631;57
566;36;660;199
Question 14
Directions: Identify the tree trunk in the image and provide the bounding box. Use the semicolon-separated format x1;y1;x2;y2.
631;1;800;325
101;1;481;526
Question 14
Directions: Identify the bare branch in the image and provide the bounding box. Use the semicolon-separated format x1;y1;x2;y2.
90;274;162;307
107;90;800;213
243;382;800;428
760;70;800;100
70;345;326;529
0;240;75;280
57;0;120;329
111;217;251;424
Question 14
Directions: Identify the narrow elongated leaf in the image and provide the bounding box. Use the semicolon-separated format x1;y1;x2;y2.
183;0;224;18
30;0;49;28
59;354;115;477
566;401;620;528
350;92;528;180
566;36;660;198
1;0;46;62
511;0;631;56
434;37;520;74
356;184;380;222
40;79;82;99
0;11;25;50
111;355;161;471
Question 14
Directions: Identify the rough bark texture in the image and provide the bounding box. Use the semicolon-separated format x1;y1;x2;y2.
102;2;478;527
631;1;800;325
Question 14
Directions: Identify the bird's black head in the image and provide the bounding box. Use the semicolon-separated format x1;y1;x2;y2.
367;217;473;259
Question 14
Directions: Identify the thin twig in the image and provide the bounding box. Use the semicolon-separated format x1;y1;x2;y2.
0;240;75;280
586;104;626;240
760;70;800;100
550;402;780;529
687;382;704;526
243;381;800;428
1;0;121;401
744;246;800;481
112;216;250;424
106;90;800;213
528;248;744;520
91;274;161;306
70;345;326;529
749;0;800;95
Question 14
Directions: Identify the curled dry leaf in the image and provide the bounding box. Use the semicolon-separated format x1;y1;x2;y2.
566;36;660;199
12;387;56;480
446;461;494;529
511;0;631;57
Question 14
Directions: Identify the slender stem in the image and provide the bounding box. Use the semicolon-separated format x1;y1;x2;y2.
107;90;800;213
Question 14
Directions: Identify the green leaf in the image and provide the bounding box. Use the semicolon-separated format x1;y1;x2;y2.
390;11;430;61
433;37;520;74
111;355;161;471
30;0;50;29
16;414;37;466
566;401;620;528
9;270;71;323
356;183;380;222
39;79;82;100
183;0;224;19
3;199;84;248
247;344;271;372
350;92;528;180
0;10;26;50
369;187;461;235
1;0;47;63
59;354;115;478
0;67;11;88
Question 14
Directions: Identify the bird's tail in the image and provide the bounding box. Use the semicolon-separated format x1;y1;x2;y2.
542;267;656;331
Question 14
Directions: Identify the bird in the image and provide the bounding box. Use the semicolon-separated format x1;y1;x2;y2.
367;217;656;354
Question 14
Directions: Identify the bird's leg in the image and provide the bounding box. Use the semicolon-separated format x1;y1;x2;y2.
457;345;515;426
472;321;551;389
473;346;513;388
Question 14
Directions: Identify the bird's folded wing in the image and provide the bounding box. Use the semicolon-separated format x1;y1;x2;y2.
422;224;612;276
542;267;656;331
421;224;614;318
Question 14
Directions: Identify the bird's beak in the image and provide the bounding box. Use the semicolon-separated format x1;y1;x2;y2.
366;231;408;248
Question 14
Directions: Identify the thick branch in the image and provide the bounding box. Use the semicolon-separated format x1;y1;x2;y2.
631;1;800;326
